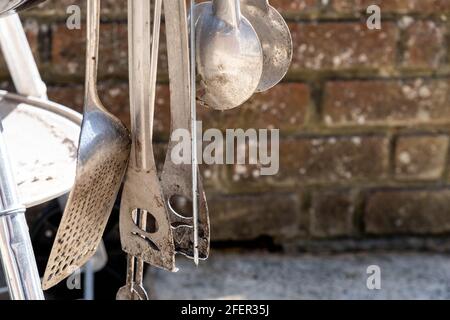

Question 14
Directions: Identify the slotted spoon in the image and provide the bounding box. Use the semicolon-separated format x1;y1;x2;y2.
42;0;131;290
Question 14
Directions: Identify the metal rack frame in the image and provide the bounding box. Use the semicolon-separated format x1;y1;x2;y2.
0;12;107;301
0;13;45;300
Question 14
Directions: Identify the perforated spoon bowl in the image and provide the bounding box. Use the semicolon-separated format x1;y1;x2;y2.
241;0;292;92
42;0;131;290
195;0;263;110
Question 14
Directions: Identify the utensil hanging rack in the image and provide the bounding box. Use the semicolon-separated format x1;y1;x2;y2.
0;13;47;300
0;0;291;301
0;13;94;301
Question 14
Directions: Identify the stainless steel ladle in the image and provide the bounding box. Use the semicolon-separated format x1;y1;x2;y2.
240;0;292;92
195;0;263;110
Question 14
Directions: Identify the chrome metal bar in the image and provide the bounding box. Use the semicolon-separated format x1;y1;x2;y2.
190;0;199;266
0;122;44;300
0;13;47;99
83;261;94;300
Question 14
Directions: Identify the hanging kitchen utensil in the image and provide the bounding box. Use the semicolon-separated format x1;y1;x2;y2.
240;0;292;92
0;0;45;16
195;0;263;110
116;210;148;300
42;0;131;290
119;0;176;272
161;0;210;263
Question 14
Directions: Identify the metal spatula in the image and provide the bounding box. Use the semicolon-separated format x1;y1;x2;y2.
161;0;210;263
119;0;176;272
42;0;131;290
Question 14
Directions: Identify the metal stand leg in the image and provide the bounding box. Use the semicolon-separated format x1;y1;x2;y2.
0;122;44;300
0;13;47;99
0;11;49;300
83;261;94;300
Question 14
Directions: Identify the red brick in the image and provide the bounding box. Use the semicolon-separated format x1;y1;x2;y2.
224;136;389;189
280;136;389;184
310;190;356;238
395;135;449;180
403;21;446;69
331;0;450;14
289;22;398;71
270;0;319;14
51;23;128;78
26;0;127;17
47;82;171;141
198;83;310;133
50;22;168;79
366;189;450;235
323;79;450;127
209;193;301;242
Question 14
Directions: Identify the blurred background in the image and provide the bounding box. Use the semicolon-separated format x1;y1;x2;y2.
2;0;450;299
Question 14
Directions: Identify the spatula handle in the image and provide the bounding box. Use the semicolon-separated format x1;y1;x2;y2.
128;0;162;170
85;0;100;106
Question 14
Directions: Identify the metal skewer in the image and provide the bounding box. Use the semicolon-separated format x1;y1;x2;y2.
0;122;44;300
190;0;199;266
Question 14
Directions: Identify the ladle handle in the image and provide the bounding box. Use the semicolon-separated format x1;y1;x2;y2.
128;0;162;170
213;0;241;28
85;0;100;106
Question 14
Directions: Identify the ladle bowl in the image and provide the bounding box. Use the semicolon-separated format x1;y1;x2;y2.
241;0;292;92
195;0;263;110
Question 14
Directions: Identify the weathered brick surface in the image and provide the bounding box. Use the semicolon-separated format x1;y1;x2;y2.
269;0;319;14
199;83;310;133
402;21;446;69
323;79;450;127
47;82;171;141
331;0;450;14
365;189;450;235
395;135;449;180
290;22;398;71
226;136;389;189
310;190;356;238
279;136;389;184
209;193;302;242
27;0;127;17
51;23;128;77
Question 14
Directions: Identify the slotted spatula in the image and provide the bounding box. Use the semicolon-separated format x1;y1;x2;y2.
119;0;176;272
161;0;210;262
42;0;131;290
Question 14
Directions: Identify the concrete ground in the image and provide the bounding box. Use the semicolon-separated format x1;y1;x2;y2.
147;251;450;300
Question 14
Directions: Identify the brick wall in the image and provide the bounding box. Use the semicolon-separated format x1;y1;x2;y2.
5;0;450;252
